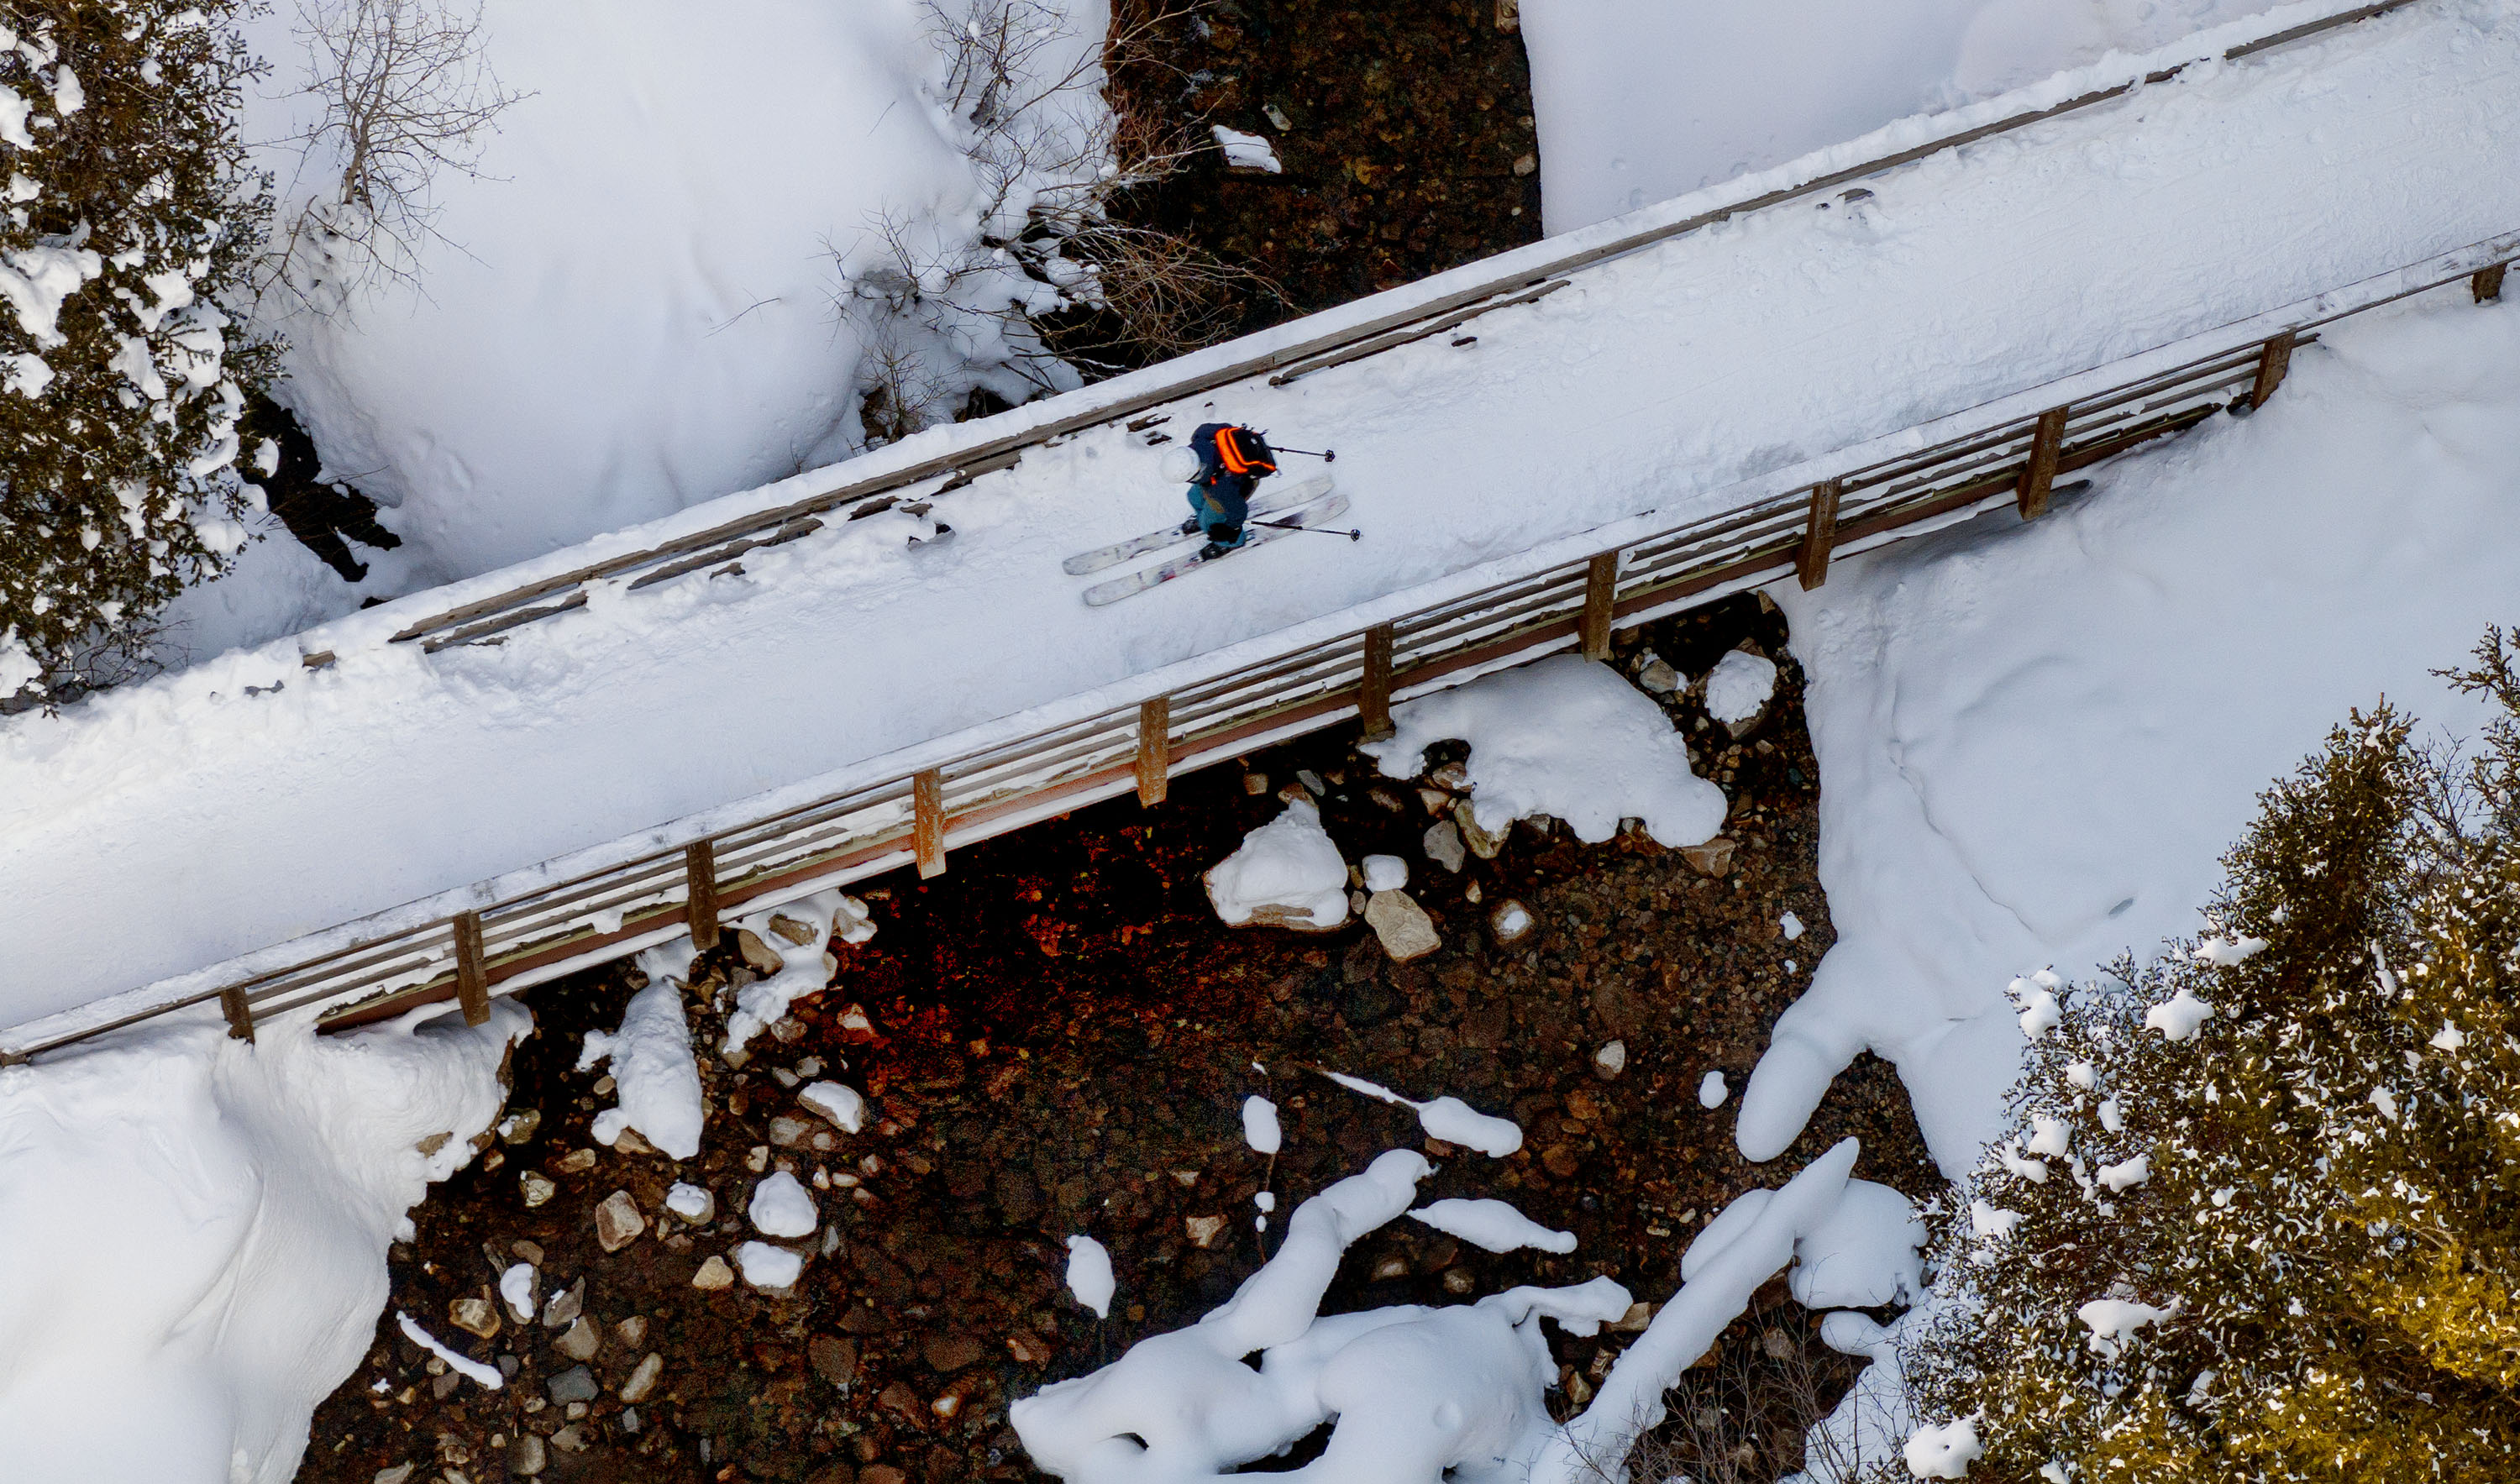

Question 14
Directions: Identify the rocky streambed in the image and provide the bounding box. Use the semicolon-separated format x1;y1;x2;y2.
296;596;1935;1484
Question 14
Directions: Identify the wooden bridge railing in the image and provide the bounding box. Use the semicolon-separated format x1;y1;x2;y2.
7;239;2501;1063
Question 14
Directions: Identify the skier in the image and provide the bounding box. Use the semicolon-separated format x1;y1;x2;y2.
1179;422;1278;558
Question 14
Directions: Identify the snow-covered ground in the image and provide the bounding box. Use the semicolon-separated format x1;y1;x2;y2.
171;0;1106;659
0;1000;527;1481
1520;0;2278;233
8;1;2516;1028
1746;284;2520;1177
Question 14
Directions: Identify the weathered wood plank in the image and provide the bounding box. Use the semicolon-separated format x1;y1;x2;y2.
1359;624;1397;742
2248;330;2296;411
454;910;491;1027
685;841;722;952
1580;553;1619;660
1136;697;1172;806
1797;480;1843;590
914;768;948;878
2016;406;2070;520
220;986;256;1042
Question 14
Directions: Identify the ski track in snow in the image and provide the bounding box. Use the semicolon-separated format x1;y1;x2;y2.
8;3;2520;1025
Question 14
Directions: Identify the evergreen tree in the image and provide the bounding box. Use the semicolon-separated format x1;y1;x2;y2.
1903;629;2520;1482
0;2;276;704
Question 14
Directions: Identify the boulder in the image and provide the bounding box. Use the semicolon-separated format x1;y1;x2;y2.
1421;818;1467;873
1364;891;1441;962
594;1191;645;1252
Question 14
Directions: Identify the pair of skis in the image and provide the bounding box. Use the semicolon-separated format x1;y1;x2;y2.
1064;474;1352;606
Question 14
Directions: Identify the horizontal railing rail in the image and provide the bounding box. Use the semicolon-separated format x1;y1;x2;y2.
6;228;2507;1064
360;0;2425;659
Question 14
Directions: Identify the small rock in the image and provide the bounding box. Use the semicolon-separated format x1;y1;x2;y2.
692;1256;735;1290
745;1145;771;1172
1417;787;1452;814
810;1334;860;1386
1296;768;1326;794
1421;818;1467;873
554;1315;602;1362
1513;151;1538;177
519;1171;556;1207
1762;1327;1796;1361
614;1315;648;1347
373;1466;416;1484
1006;1330;1054;1366
769;1115;814;1148
1680;836;1736;877
511;1239;544;1265
507;1434;546;1477
414;1130;452;1157
736;928;787;977
1452;800;1505;859
1638;656;1680;693
877;1381;925;1422
863;1467;908;1484
1541;1145;1583;1179
1363;891;1441;962
1361;853;1408;892
610;1125;657;1156
664;1182;716;1224
594;1191;646;1251
447;1297;500;1340
542;1277;585;1330
1442;1267;1476;1295
1183;1214;1228;1249
1489;899;1534;944
1370;1255;1409;1281
767;912;818;947
619;1351;665;1403
922;1334;984;1372
549;1424;589;1452
591;1074;616;1097
1564;1369;1594;1406
1243;771;1269;795
1610;1302;1658;1333
769;1015;807;1044
496;1109;541;1145
1429;760;1469;791
554;1148;597;1174
545;1366;599;1406
1592;1041;1627;1080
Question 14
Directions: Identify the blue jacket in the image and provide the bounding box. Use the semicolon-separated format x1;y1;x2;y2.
1189;422;1252;526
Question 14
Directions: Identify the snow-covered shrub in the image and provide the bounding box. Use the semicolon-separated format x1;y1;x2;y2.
843;0;1264;443
1903;631;2520;1479
0;3;277;705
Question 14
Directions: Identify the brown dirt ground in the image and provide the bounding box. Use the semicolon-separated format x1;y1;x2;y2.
294;597;1936;1484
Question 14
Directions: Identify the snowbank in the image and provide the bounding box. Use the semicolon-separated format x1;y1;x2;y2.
1205;799;1350;929
1745;287;2520;1177
1520;0;2280;232
172;0;1112;662
1363;655;1726;847
0;1002;528;1481
576;970;704;1159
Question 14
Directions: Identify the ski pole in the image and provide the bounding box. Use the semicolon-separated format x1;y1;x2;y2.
1272;446;1336;463
1252;517;1362;542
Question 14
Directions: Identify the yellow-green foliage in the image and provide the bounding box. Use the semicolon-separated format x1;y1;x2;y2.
1904;630;2520;1483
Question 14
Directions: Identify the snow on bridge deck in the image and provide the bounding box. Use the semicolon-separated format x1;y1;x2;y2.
6;0;2520;1028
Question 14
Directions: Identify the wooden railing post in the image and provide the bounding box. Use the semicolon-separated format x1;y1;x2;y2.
219;986;256;1043
2248;330;2296;412
453;910;491;1027
2476;263;2507;304
1359;625;1396;742
1797;479;1842;590
1135;697;1171;806
1580;552;1618;660
684;840;721;952
914;768;948;878
2016;406;2069;520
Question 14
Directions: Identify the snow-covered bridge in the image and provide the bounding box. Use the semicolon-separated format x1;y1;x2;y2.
6;0;2519;1058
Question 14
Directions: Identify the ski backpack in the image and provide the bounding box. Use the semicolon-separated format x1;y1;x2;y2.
1214;425;1278;478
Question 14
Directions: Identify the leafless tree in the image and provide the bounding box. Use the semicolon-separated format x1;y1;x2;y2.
1570;1322;1910;1484
268;0;528;308
838;0;1273;443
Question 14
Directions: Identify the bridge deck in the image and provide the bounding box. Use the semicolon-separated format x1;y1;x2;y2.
6;0;2519;1043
